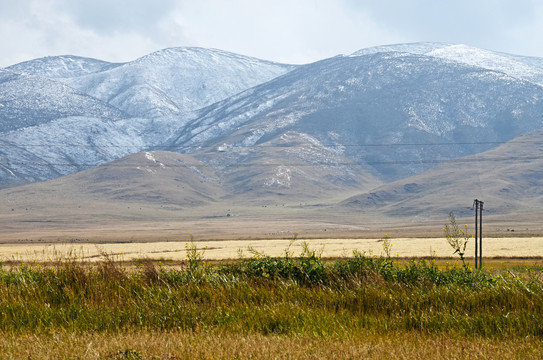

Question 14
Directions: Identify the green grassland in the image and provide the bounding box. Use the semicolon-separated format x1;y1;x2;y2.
1;240;542;359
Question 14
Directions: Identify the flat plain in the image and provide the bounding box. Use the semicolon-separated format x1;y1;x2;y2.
1;202;542;262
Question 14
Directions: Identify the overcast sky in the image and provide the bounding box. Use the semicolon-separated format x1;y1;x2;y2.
1;0;543;67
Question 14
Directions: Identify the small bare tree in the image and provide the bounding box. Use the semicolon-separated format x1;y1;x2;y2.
443;212;472;269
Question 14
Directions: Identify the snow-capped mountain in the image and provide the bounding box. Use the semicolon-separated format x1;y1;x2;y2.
353;43;543;85
426;45;543;85
0;48;296;187
6;55;122;79
2;43;543;219
7;48;296;118
165;50;543;181
351;42;452;56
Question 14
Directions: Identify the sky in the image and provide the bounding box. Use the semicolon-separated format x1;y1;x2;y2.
1;0;543;67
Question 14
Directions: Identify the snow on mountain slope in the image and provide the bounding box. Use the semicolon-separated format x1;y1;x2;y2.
0;69;126;132
352;42;543;85
426;44;543;85
0;47;295;187
5;55;121;79
0;113;190;188
351;42;452;56
0;116;140;186
59;47;296;117
507;55;543;70
165;51;543;181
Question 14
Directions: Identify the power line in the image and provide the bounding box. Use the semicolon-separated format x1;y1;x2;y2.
3;154;543;168
0;139;542;149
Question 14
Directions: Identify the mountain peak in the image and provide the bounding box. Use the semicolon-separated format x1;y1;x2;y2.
6;55;121;79
350;42;453;57
131;46;292;68
351;42;543;85
61;46;296;116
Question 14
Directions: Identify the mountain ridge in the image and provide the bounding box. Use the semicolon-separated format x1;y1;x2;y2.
164;51;543;181
1;42;543;225
7;47;297;118
5;55;122;79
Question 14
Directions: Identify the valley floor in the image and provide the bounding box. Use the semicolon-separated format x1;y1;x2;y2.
1;204;543;262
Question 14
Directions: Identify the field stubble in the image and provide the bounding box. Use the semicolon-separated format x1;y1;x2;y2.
1;330;540;359
1;236;542;263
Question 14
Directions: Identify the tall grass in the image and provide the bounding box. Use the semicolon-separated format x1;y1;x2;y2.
1;242;542;341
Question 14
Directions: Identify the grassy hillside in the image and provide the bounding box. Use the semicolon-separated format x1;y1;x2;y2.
342;128;543;220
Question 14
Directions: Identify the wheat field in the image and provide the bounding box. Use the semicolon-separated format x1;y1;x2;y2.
1;236;541;262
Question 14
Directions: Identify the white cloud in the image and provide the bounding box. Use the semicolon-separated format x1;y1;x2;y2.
1;0;543;67
0;0;401;66
169;0;399;64
349;0;543;57
55;0;178;35
499;3;543;57
0;0;180;66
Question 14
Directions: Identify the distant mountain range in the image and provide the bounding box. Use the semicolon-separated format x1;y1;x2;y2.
1;43;543;222
0;48;295;187
7;48;296;117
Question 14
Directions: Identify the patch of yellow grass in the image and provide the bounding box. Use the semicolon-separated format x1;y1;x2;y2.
1;330;541;359
1;237;542;262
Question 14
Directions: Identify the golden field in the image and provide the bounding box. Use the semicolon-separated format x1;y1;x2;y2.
1;236;541;262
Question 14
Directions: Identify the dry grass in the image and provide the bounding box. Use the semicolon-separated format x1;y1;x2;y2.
1;330;541;359
2;236;543;263
1;249;542;359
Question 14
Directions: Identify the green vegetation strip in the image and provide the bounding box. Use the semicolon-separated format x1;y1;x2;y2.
1;243;542;339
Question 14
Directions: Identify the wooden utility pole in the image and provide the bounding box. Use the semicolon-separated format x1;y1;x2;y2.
473;199;484;269
475;201;478;269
